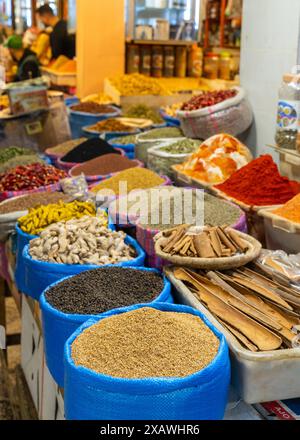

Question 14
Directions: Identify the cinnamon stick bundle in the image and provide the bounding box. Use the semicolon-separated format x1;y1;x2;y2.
161;226;248;259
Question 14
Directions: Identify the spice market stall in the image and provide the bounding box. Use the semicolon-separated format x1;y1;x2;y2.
1;70;300;421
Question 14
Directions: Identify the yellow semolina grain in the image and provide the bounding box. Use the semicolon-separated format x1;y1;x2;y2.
91;168;165;195
71;307;220;379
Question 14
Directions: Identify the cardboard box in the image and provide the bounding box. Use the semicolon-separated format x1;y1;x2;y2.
255;400;300;421
8;85;49;116
21;296;43;413
21;295;65;420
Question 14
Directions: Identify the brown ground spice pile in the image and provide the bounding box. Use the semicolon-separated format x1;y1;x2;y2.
0;192;72;214
71;307;219;379
71;154;138;176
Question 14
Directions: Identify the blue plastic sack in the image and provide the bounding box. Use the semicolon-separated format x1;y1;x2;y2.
15;209;112;292
69;106;121;139
40;267;172;387
65;97;79;107
22;234;145;301
160;110;181;127
15;225;37;293
108;141;135;159
64;302;230;420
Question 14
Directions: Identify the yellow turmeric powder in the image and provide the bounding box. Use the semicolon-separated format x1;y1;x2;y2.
273;194;300;223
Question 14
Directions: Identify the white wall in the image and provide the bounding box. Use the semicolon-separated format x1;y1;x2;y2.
240;0;300;156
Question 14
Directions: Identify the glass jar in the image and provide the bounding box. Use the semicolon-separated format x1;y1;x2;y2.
175;46;187;78
152;46;163;78
275;73;300;150
164;46;175;77
188;45;203;78
126;45;140;74
140;46;151;76
219;51;232;80
204;52;219;79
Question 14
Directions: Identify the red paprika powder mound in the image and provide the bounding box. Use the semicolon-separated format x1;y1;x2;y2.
215;155;300;206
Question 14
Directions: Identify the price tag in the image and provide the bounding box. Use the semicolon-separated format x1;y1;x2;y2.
25;121;43;135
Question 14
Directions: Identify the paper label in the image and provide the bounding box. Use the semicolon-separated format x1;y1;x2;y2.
277;100;300;130
25;121;43;135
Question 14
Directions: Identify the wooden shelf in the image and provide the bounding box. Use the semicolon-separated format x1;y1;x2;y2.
131;39;197;46
268;144;300;159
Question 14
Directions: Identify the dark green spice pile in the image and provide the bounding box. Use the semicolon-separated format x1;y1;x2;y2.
110;134;138;145
139;127;184;140
45;267;165;315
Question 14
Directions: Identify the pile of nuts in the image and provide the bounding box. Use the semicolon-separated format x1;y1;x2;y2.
181;89;237;111
29;216;136;265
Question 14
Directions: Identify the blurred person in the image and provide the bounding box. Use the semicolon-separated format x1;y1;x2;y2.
4;35;41;81
36;4;74;59
23;26;39;48
31;27;52;66
0;25;8;45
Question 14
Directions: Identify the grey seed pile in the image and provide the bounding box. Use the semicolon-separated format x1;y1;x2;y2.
71;307;220;378
45;267;164;315
111;187;242;230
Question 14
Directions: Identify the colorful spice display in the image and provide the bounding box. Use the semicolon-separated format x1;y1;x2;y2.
71;154;139;177
175;134;251;184
0;192;71;214
0;164;66;192
71;102;116;114
71;307;219;378
215;155;300;206
181;89;237;111
88;118;136;133
61;138;121;164
19;201;96;235
91;168;165;195
273;194;300;223
29;216;134;265
124;104;164;124
45;267;164;315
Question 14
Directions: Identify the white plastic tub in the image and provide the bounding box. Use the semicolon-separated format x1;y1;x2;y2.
259;208;300;254
166;268;300;404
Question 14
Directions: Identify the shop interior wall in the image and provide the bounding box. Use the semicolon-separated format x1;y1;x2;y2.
76;0;125;98
240;0;300;157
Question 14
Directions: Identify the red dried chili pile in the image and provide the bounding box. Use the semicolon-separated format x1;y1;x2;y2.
0;163;67;191
215;155;300;206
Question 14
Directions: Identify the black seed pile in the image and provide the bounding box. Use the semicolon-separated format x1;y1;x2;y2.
61;138;121;163
45;267;165;315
